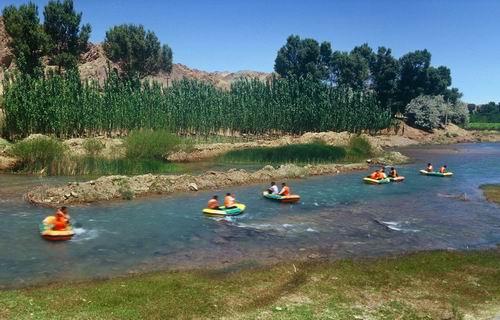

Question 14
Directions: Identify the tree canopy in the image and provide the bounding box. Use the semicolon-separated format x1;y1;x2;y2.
103;24;173;78
2;3;48;77
43;0;91;71
274;35;462;114
274;35;331;81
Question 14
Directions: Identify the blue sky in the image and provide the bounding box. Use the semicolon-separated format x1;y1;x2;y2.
4;0;500;103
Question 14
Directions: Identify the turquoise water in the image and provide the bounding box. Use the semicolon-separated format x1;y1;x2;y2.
0;143;499;288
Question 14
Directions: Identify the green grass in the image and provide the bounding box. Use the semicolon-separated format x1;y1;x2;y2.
481;184;500;204
6;135;183;176
8;137;68;174
467;122;500;130
125;130;184;160
220;137;373;164
74;157;183;176
1;250;499;319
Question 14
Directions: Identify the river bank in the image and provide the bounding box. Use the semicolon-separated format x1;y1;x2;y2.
1;249;499;319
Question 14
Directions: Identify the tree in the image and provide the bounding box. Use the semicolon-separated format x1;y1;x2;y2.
274;35;331;80
2;3;48;77
43;0;91;71
103;24;173;78
371;47;400;112
396;50;457;113
329;51;369;90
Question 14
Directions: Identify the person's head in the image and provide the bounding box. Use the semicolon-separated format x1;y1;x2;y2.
380;167;385;172
226;193;231;196
282;182;286;187
271;182;275;186
427;163;432;166
213;195;218;200
56;211;64;218
443;165;447;168
61;206;68;214
390;167;395;171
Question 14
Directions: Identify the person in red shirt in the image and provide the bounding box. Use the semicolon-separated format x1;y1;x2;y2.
279;183;290;196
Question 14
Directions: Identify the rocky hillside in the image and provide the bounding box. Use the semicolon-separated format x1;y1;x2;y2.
0;16;271;90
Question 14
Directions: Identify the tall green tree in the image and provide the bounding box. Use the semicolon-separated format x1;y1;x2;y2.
396;49;458;112
274;35;332;80
371;47;400;112
43;0;91;71
2;3;48;77
103;24;173;78
330;51;370;90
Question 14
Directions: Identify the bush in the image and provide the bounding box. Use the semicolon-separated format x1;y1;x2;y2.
124;130;181;160
347;136;373;158
83;138;105;156
448;101;469;126
9;137;67;172
405;95;470;131
221;142;347;164
405;95;448;131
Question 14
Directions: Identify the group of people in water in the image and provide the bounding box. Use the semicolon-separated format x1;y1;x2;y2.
368;163;448;180
426;163;448;173
207;182;291;210
207;193;237;210
369;167;398;180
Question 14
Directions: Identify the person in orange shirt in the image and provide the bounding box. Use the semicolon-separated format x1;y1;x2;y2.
52;211;68;231
224;193;236;209
439;165;447;173
369;170;379;179
207;195;221;209
279;183;290;196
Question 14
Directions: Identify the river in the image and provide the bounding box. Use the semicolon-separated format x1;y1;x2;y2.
0;143;499;288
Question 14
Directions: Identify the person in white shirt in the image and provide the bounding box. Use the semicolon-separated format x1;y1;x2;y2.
267;181;279;194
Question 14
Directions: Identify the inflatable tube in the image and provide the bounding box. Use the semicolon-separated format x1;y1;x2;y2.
389;176;405;182
202;203;246;216
419;170;453;177
262;191;300;203
363;177;391;184
39;222;74;241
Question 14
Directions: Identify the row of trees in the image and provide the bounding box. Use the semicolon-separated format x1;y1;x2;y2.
2;0;172;78
274;35;462;114
469;101;500;123
2;72;391;138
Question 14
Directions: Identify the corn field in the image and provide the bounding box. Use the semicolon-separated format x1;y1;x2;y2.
1;71;391;138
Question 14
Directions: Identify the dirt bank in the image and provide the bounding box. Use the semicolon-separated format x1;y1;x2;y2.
27;162;372;206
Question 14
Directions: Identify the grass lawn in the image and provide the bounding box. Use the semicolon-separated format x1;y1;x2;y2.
467;122;500;130
1;250;499;319
481;184;500;204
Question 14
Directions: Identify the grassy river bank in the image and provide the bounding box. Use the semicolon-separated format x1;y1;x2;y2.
1;250;499;319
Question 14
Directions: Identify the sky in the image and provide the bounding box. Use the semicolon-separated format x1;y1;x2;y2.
4;0;500;103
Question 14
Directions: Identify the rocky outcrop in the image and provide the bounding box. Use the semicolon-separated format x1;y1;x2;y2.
26;163;368;207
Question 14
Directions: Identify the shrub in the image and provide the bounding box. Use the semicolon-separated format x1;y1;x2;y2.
405;95;448;131
8;137;67;172
124;130;181;160
448;101;469;126
83;138;105;156
347;135;373;158
221;142;347;164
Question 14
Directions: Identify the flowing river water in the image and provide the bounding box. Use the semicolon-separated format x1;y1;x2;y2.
0;143;499;288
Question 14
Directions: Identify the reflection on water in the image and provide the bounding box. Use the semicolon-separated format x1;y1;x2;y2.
0;143;499;288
